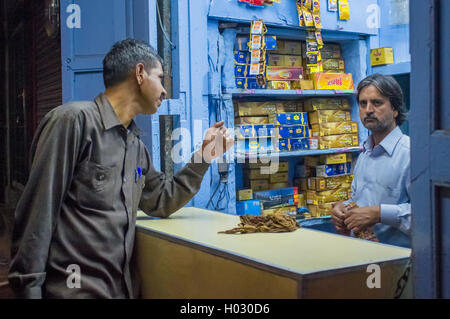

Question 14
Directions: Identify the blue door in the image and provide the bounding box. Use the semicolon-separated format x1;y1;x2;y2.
410;0;450;298
60;0;127;102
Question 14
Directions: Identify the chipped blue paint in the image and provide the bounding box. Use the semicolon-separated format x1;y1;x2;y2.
208;0;378;35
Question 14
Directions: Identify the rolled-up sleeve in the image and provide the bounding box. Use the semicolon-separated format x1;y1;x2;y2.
8;110;81;299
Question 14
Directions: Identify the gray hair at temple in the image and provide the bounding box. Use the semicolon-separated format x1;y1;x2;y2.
356;73;407;126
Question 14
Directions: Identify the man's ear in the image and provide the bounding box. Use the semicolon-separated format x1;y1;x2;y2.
135;63;146;86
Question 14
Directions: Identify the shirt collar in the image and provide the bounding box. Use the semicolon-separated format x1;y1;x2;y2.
94;93;141;137
363;126;403;156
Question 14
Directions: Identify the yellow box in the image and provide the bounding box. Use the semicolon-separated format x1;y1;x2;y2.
307;203;335;217
319;153;350;165
309;110;352;124
235;116;269;125
268;80;291;90
262;205;297;217
284;55;303;67
322;59;345;71
319;134;359;149
246;169;270;180
307;186;351;205
238;189;253;201
311;121;358;136
370;47;394;66
251;179;270;191
270;182;290;190
235;101;301;117
304;98;351;111
308;175;354;191
270;172;289;183
299;80;314;90
312;73;354;90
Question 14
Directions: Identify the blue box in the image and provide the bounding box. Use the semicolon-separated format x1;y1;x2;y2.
254;124;275;137
235;125;255;139
289;138;310;151
276;112;308;125
235;77;246;89
316;162;352;177
254;187;299;210
236;137;274;153
277;125;309;139
277;139;290;151
234;51;249;64
246;77;267;89
236;200;261;216
265;36;277;50
235;64;247;77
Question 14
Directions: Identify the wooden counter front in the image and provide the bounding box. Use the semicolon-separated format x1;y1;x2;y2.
135;208;411;299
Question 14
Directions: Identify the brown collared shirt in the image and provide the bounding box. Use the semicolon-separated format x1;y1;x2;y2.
9;93;210;298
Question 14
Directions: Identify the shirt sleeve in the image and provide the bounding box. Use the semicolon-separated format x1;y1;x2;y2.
139;149;210;218
8;109;81;299
380;164;411;235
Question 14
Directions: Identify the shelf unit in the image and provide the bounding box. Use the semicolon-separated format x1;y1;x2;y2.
205;1;378;215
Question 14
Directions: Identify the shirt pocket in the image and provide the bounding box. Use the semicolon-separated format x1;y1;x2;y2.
73;161;117;210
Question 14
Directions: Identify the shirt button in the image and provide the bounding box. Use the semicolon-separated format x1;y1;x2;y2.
97;173;105;181
123;178;127;183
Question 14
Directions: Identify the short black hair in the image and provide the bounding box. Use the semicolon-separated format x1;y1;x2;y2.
102;38;163;88
356;73;407;126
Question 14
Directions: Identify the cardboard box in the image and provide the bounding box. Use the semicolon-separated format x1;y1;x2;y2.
250;179;270;191
312;73;354;90
267;66;304;81
234;51;250;64
307;186;351;205
277;125;309;139
300;80;314;90
246;77;267;89
268;54;285;66
319;134;359;149
322;59;345;71
254;124;275;137
370;47;394;66
276;112;308;125
270;182;290;190
321;43;342;59
269;172;289;183
309;110;351;125
289;138;310;151
262;205;297;217
284;55;303;67
319;153;351;165
304;98;351;111
276;139;290;152
316;162;352;177
235;64;248;77
254;187;299;210
307;203;335;217
308;174;353;191
268;80;291;90
236;138;273;153
236;77;246;89
294;178;308;191
235;101;301;117
276;40;303;55
235;116;269;125
250;161;288;173
236;200;261;216
238;189;253;201
245;168;270;180
311;121;358;136
309;137;319;150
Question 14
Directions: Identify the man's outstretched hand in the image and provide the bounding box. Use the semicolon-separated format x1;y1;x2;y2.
197;121;234;163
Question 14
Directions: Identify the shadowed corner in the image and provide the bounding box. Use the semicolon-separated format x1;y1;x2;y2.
0;207;15;298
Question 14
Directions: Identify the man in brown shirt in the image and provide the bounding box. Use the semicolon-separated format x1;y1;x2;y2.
8;39;233;299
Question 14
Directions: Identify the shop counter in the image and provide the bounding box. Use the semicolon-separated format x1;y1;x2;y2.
135;208;411;299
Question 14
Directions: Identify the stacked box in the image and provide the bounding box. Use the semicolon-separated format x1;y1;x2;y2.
235;101;303;118
311;122;358;137
234;50;268;89
262;205;298;217
253;187;300;210
322;59;345;73
303;154;354;217
236;200;262;216
304;98;351;111
266;39;303;89
238;189;253;201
